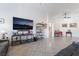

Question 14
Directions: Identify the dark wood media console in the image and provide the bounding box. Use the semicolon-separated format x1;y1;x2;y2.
11;34;34;46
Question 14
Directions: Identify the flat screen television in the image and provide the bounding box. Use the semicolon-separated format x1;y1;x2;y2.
13;17;33;30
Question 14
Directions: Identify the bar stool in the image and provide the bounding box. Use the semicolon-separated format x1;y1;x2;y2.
66;32;72;37
66;30;72;37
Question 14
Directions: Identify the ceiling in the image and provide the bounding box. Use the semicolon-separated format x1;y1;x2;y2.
0;3;79;20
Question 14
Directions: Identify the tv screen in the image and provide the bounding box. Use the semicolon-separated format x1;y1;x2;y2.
13;17;33;30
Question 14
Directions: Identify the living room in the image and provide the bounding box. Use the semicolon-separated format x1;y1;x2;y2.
1;3;79;56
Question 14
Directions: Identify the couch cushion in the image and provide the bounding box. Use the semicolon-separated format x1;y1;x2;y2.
0;41;8;46
72;48;79;56
0;35;2;39
0;41;8;56
72;42;79;56
55;43;76;56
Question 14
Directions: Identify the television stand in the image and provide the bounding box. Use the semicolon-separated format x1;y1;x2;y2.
11;34;34;46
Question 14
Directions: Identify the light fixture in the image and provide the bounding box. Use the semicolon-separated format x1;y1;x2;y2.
64;12;71;19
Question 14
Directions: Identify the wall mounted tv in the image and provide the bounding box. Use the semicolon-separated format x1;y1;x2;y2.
13;17;33;30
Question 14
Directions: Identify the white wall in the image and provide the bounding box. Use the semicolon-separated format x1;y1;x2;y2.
0;4;48;39
0;16;48;39
50;13;79;37
43;14;54;38
0;16;12;39
0;3;55;39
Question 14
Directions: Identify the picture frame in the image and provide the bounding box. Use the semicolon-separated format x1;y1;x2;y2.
62;23;67;27
69;23;77;28
0;18;4;24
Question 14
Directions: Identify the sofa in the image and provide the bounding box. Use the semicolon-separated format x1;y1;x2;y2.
55;42;79;56
0;39;9;56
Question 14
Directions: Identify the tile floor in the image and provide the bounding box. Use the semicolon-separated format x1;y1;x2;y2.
7;37;79;56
